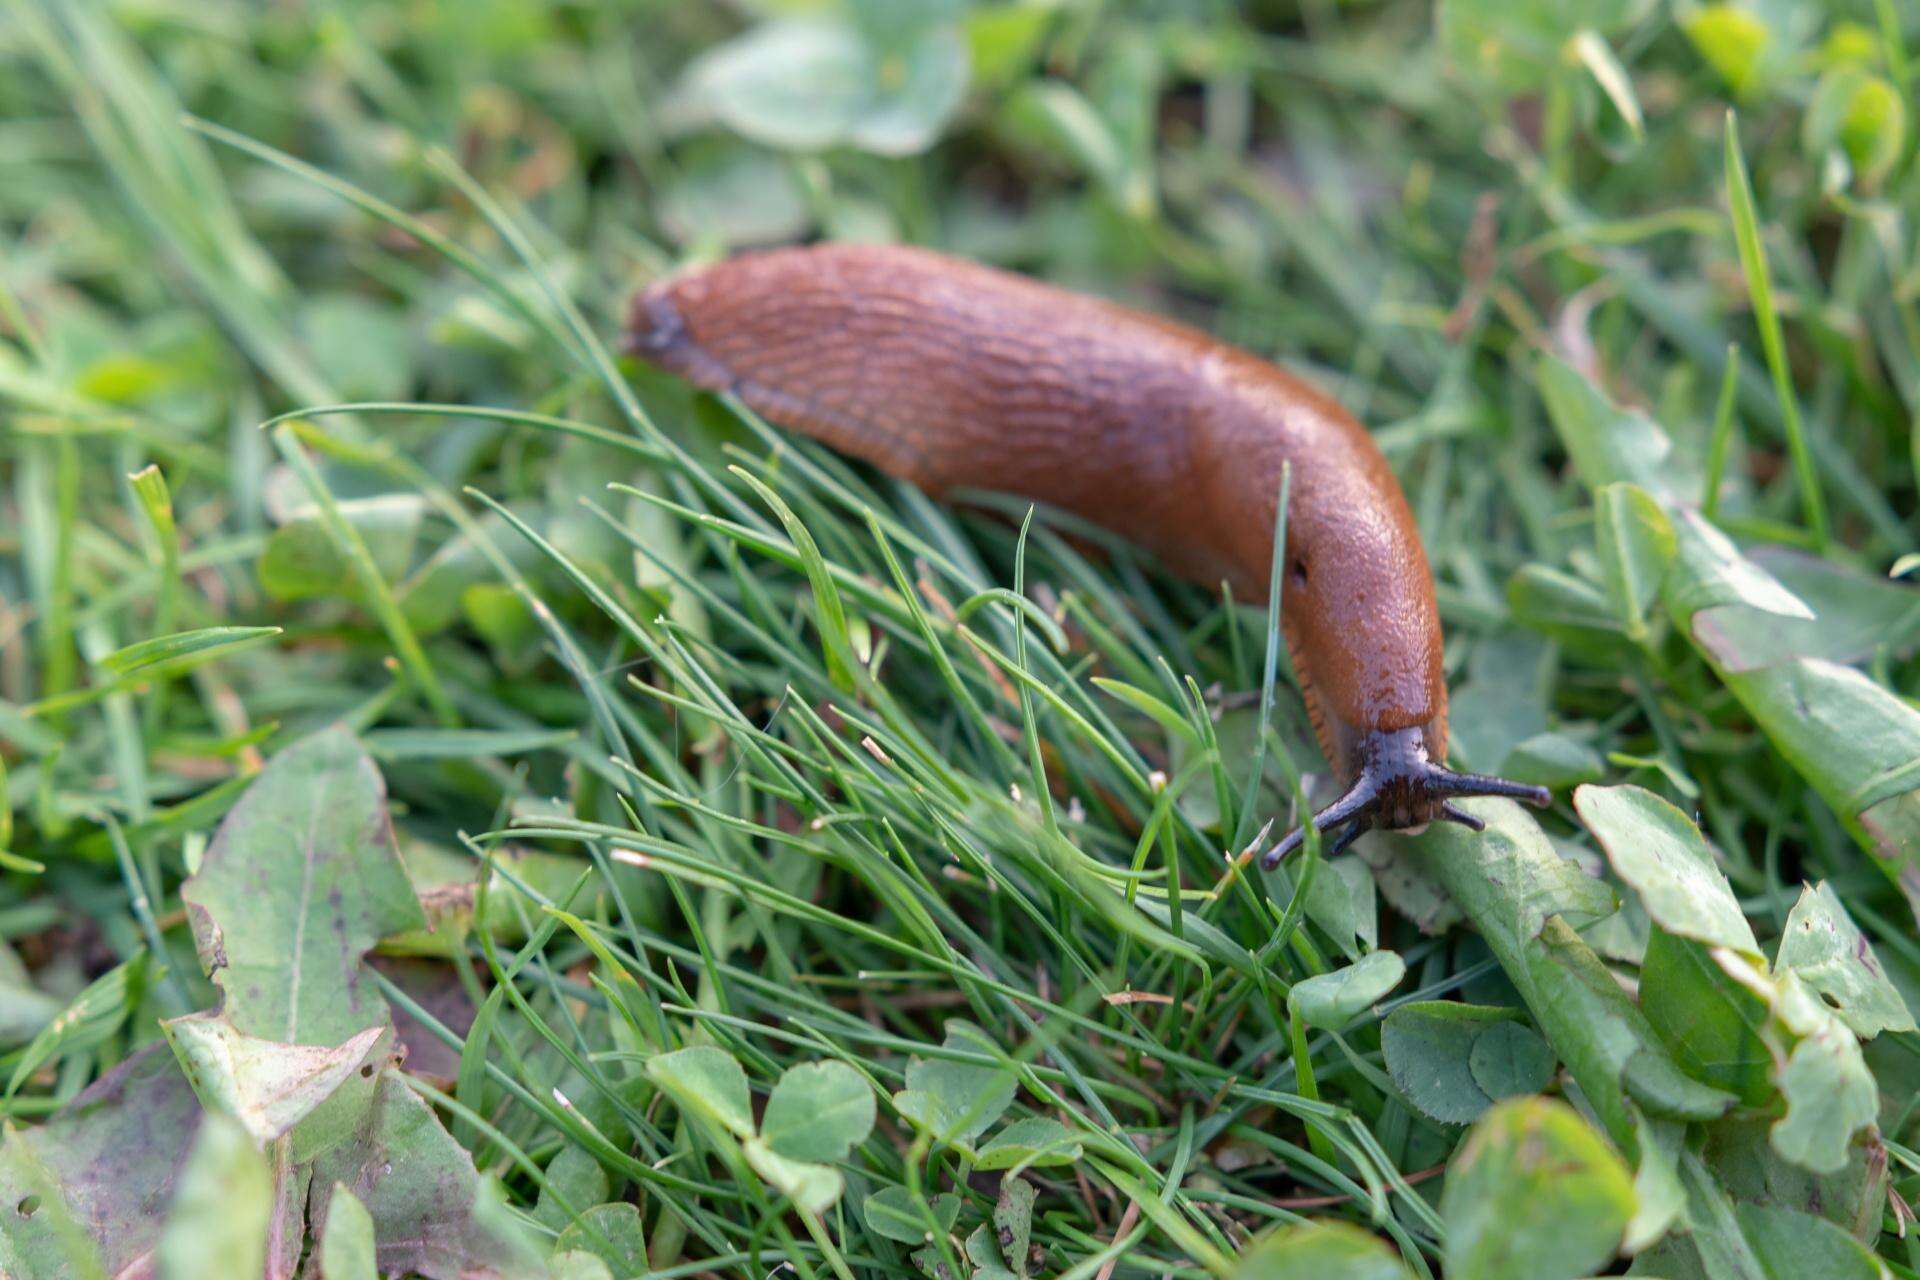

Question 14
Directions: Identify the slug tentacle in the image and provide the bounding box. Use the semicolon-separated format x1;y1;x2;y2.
1258;726;1550;870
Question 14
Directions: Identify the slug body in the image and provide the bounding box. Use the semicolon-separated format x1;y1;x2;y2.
624;244;1546;859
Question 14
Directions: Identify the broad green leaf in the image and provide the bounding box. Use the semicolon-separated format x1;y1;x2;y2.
1664;509;1813;640
741;1138;843;1215
1721;660;1920;909
679;16;967;156
1702;1117;1887;1241
534;1146;611;1233
1233;1218;1411;1279
318;1183;377;1280
656;151;810;248
308;1071;545;1279
1416;798;1616;957
180;727;426;1046
553;1204;647;1278
1774;882;1915;1038
7;951;151;1095
1424;806;1732;1144
94;626;282;678
645;1045;755;1140
1536;355;1685;500
1467;1020;1557;1104
892;1022;1016;1146
973;1117;1084;1170
1440;1097;1635;1280
1382;1002;1542;1125
1593;484;1675;642
163;1013;385;1147
1733;1202;1889;1280
1289;950;1405;1030
760;1060;876;1163
155;1112;270;1280
1746;546;1920;666
1575;784;1758;954
1715;953;1880;1175
1638;929;1772;1103
860;1185;959;1244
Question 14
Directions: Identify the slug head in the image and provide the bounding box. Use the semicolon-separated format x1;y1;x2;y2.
1259;726;1550;868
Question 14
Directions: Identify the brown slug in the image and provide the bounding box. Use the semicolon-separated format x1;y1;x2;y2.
621;243;1548;863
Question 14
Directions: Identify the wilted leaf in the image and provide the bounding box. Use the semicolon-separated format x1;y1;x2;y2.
307;1071;545;1280
759;1060;876;1163
163;1013;386;1147
1575;784;1757;955
181;727;427;1046
1233;1217;1411;1279
156;1111;270;1280
1289;950;1405;1030
994;1176;1035;1271
1440;1097;1635;1280
0;1045;202;1278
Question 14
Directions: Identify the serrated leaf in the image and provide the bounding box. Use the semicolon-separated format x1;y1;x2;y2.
1289;950;1405;1030
1775;882;1915;1038
760;1060;876;1163
645;1045;755;1140
1575;784;1757;954
1440;1097;1635;1280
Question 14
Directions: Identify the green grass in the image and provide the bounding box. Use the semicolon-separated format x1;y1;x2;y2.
1;1;1919;1279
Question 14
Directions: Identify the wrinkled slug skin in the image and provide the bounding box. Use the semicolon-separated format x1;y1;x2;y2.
624;243;1448;777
